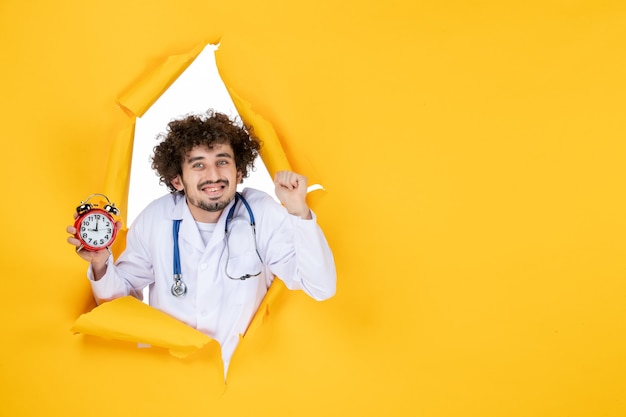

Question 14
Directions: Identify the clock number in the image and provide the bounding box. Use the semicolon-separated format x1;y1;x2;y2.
75;200;118;251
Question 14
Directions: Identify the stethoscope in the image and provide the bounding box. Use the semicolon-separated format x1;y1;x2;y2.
171;192;263;297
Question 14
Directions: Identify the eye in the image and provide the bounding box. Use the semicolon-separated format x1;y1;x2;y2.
217;160;228;166
192;162;204;168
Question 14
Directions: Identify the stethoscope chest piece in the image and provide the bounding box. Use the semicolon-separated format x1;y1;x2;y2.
171;275;187;297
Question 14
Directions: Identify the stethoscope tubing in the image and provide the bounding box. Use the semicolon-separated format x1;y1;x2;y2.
171;192;256;297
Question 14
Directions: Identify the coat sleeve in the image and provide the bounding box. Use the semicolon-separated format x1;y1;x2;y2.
87;209;155;303
261;199;337;301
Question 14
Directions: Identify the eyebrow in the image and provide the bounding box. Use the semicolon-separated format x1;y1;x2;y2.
186;152;234;164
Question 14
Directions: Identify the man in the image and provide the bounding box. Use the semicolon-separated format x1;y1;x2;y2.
67;110;337;373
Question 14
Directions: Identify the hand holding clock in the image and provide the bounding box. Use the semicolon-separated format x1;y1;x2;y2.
66;214;122;279
66;214;122;258
66;194;122;280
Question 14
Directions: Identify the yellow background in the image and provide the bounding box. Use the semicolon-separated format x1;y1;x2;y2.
2;1;626;416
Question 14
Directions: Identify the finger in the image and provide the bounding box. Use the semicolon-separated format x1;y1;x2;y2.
273;171;290;189
294;174;307;188
273;170;286;183
286;174;306;190
275;171;304;190
67;237;84;251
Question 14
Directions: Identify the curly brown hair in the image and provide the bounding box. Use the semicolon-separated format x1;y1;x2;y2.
151;110;261;193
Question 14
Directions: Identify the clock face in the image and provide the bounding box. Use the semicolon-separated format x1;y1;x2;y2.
75;209;117;251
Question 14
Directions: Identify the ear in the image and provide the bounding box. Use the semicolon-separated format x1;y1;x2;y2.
171;175;184;191
237;171;243;184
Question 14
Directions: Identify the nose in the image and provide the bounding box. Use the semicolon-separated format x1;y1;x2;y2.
204;164;221;182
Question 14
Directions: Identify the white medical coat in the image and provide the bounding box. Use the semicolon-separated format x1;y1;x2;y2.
88;188;336;371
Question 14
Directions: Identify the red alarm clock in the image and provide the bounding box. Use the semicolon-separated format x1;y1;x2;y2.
74;194;120;252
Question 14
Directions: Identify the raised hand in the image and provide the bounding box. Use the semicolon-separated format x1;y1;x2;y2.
273;170;312;220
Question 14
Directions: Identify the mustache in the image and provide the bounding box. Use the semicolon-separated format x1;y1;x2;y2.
197;179;229;190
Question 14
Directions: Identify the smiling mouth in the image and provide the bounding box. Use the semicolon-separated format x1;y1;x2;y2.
199;180;228;195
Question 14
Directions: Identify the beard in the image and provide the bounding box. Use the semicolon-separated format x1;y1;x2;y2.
193;198;232;213
188;179;234;213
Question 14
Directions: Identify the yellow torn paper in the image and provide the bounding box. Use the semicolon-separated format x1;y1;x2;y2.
71;296;214;358
103;122;135;224
117;42;208;117
226;86;291;175
72;41;292;361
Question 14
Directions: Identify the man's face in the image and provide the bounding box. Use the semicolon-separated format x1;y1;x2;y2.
172;143;242;223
